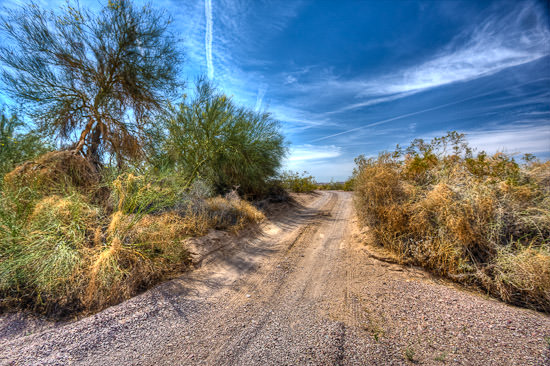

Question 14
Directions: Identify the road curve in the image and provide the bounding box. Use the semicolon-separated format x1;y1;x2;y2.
1;191;549;365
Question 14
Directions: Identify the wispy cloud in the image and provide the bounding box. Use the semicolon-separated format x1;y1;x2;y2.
204;0;213;79
362;1;549;96
287;144;342;162
313;78;550;142
281;0;550;115
268;105;341;136
284;143;349;179
326;91;419;115
284;75;297;85
466;124;550;155
255;84;267;111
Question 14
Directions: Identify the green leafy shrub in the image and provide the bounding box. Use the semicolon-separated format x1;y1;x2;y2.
160;80;286;197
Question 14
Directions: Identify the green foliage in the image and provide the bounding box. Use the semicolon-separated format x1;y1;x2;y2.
0;110;50;179
161;80;286;196
109;172;184;215
0;192;97;311
279;171;317;193
0;0;182;165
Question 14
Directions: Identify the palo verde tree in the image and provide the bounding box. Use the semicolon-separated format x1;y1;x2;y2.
163;80;286;195
0;0;181;166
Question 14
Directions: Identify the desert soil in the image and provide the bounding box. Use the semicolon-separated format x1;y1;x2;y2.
1;191;549;365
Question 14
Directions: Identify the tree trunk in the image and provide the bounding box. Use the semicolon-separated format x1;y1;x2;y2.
88;123;103;168
74;118;95;154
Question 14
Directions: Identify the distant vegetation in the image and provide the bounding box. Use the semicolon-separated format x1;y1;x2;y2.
317;179;354;191
279;171;318;193
354;132;550;312
0;1;283;315
280;171;354;193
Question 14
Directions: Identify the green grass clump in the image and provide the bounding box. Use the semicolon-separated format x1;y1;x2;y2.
0;193;98;312
354;132;550;312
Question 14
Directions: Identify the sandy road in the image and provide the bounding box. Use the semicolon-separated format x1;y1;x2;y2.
1;191;549;365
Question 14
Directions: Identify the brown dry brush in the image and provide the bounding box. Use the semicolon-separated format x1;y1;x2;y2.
354;133;550;312
0;151;264;315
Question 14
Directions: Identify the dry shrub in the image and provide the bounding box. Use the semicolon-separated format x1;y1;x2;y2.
180;206;211;236
354;163;406;228
84;237;149;310
354;133;550;312
206;192;265;231
492;245;550;311
526;161;550;192
1;158;265;315
3;151;99;195
409;181;497;268
84;211;192;310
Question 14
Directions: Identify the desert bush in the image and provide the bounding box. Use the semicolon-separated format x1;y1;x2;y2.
490;244;550;311
0;193;99;313
0;153;265;315
354;132;550;312
206;191;265;231
279;171;317;193
161;80;286;197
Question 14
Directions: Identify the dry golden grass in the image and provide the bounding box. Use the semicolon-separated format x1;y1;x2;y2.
206;194;265;232
491;245;550;311
3;151;99;195
354;133;550;312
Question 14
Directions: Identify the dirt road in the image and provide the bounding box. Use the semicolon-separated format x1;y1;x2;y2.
1;191;549;365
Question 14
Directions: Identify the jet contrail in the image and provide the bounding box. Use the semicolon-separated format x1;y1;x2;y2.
205;0;213;79
255;85;267;111
311;78;550;143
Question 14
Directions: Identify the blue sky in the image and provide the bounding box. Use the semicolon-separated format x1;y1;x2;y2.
1;0;549;181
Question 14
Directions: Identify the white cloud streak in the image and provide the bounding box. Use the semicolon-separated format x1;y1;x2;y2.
466;125;550;155
255;84;267;111
362;2;549;96
204;0;213;79
284;0;550;116
313;78;550;142
287;144;342;162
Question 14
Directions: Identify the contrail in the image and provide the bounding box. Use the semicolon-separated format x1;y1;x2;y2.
205;0;213;79
311;78;550;143
255;85;267;111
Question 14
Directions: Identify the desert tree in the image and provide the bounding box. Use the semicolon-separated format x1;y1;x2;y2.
0;0;182;166
163;80;286;195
